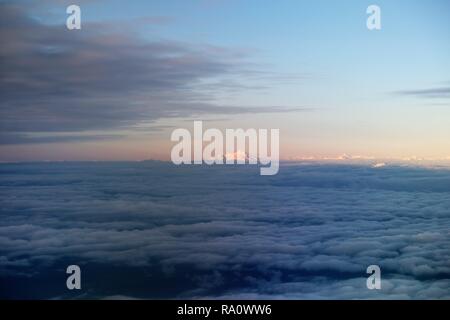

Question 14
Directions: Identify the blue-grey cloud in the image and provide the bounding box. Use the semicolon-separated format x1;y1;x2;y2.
394;87;450;99
0;162;449;299
0;3;302;145
0;133;125;144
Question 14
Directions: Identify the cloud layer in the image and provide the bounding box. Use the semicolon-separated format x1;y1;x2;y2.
0;162;449;299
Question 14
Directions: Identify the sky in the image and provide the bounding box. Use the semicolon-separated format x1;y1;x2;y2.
1;0;450;161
